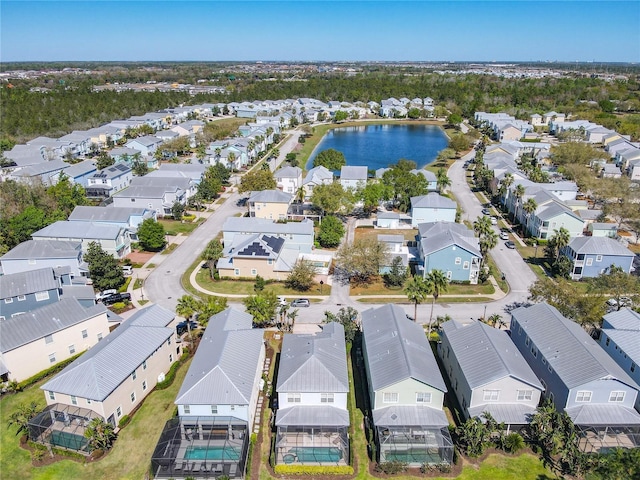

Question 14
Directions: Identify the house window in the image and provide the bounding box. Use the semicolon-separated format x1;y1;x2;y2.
71;396;78;406
287;393;301;403
97;333;103;341
130;198;135;203
251;269;257;276
211;405;218;414
87;399;91;405
184;405;190;414
142;380;147;391
455;257;461;265
383;392;399;403
463;261;469;269
596;255;603;262
483;390;500;401
48;353;56;364
45;334;53;344
586;258;593;266
321;393;334;403
605;337;610;347
416;392;432;404
4;298;13;304
169;354;173;362
132;371;137;381
230;405;236;411
48;391;55;401
17;295;26;302
142;360;147;370
35;291;50;302
68;344;75;355
116;407;122;418
268;259;273;265
130;392;136;403
632;363;636;373
517;390;533;401
609;391;625;402
531;345;538;358
525;336;530;346
234;269;240;276
576;391;592;403
82;329;88;339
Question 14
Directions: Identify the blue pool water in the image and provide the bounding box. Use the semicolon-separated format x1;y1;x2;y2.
288;446;343;463
307;124;448;171
184;445;241;461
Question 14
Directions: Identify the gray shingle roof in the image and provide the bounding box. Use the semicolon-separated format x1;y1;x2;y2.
207;307;254;331
175;324;264;406
0;267;59;298
410;193;456;210
277;322;348;393
567;237;634;257
41;304;175;401
1;298;107;353
1;240;81;261
361;304;447;393
440;320;542;390
372;405;449;427
511;303;637;389
276;405;349;427
249;189;292;204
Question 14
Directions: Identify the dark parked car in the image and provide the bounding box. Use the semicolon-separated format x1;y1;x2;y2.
505;241;516;249
176;320;198;336
481;208;491;215
102;292;132;305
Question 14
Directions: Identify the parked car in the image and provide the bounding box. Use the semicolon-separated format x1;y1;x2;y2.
499;231;510;240
290;298;310;308
277;296;288;307
176;320;198;336
481;208;491;215
102;292;131;305
95;289;117;301
505;241;516;249
122;266;133;276
490;216;498;225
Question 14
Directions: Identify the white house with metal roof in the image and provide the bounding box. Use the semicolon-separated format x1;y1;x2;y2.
1;239;86;278
86;163;133;199
274;166;303;195
438;320;543;430
361;304;453;466
33;304;178;452
510;303;640;452
302;165;333;199
339;166;368;190
274;322;350;466
410;193;457;227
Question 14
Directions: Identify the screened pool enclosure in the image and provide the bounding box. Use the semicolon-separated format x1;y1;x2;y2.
376;425;454;466
27;403;100;453
275;424;349;465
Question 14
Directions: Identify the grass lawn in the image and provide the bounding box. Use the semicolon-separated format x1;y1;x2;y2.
351;277;495;297
195;267;330;297
356;296;495;304
0;357;192;480
158;218;203;236
354;227;418;243
161;243;178;255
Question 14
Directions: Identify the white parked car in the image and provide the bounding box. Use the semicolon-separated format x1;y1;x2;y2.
95;289;117;301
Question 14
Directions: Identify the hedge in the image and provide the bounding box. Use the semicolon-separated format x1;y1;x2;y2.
118;414;131;429
273;465;354;475
18;352;84;390
155;350;191;390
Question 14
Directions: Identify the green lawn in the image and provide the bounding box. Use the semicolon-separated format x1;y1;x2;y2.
0;357;192;480
354;227;418;243
351;277;495;297
158;218;203;236
356;296;494;304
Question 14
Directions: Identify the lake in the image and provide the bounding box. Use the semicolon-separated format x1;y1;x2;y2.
306;124;449;171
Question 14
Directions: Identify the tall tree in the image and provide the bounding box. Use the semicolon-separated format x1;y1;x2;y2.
84;242;124;291
313;148;346;170
239;169;276;193
425;269;449;335
201;239;224;278
405;275;430;322
243;291;278;327
137;218;166;252
522;198;538;236
335;238;388;285
323;307;360;343
436;168;451;193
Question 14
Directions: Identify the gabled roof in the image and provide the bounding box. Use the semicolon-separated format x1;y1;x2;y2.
207;307;254;331
418;221;471;239
361;304;447;393
131;176;191;190
41;305;175;401
440;320;542;390
511;303;638;390
1;240;81;261
69;206;150;223
175;326;264;406
340;166;368;181
0;267;59;298
420;229;481;258
566;237;634;257
1;298;107;353
127;135;162;147
303;165;333;185
602;308;640;331
228;234;285;259
222;217;314;236
410;193;456;210
32;221;124;241
92;163;131;180
249;189;292;204
274;166;302;179
277;322;348;393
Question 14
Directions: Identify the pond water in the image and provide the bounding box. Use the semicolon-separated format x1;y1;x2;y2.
306;124;448;171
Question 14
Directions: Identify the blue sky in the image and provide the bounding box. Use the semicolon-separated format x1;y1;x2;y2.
2;1;639;62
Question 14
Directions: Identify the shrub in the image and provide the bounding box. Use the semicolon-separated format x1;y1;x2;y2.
182;214;196;222
18;353;83;390
117;415;131;429
117;277;131;293
502;432;525;453
273;465;354;475
374;460;408;474
156;351;190;390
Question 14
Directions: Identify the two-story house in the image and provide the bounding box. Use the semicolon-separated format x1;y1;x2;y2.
85;163;133;199
0;268;63;319
32;221;131;259
561;236;635;280
274;166;303;195
247;190;293;221
339;166;368;191
302;166;333;199
410;193;457;227
1;239;87;279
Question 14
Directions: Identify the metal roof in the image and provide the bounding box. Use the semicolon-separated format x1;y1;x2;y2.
566;236;634;257
602;330;640;367
0;267;59;298
303;166;333;185
410;193;456;210
69;206;150;223
417;221;471;239
32;221;124;241
564;404;640;426
510;303;638;389
372;405;449;428
207;307;253;331
175;324;264;406
41;304;175;401
222;217;314;236
276;405;349;427
1;298;107;353
249;189;292;204
274;166;302;179
361;304;447;393
277;322;348;393
340;166;368;181
467;403;537;425
377;234;404;244
602;308;640;331
419;229;482;258
1;239;81;261
440;320;542;390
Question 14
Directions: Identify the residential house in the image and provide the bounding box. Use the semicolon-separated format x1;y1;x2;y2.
59;160;98;187
438;320;543;431
0;298;109;383
376;211;400;229
411;169;438;191
0;240;86;278
510;303;640;453
69;205;155;231
417;222;482;284
562;237;635;280
32;305;179;453
410;193;457;227
171;120;205;137
530;114;544;127
0;268;64;319
274;322;350;466
339;166;368;190
599;308;640;410
147;163;207;184
31;221;131;259
112;182;188;218
274;166;303;195
247;190;293;221
9;159;68;186
125;136;163;157
108;147;141;165
588;223;618;238
378;235;409;274
150;307;264;478
85;163;132;199
600;164;622;178
361;304;453;466
628;158;640;181
542;112;565;126
221;217;314;254
302;166;333;199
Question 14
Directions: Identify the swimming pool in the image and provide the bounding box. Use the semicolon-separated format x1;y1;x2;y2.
384;448;442;464
184;445;241;461
288;447;342;463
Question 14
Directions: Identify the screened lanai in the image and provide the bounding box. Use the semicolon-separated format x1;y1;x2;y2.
151;416;249;479
28;403;101;453
566;404;640;453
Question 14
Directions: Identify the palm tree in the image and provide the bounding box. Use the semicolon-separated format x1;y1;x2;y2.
522;198;538;237
84;418;117;451
473;215;492;238
513;184;525;224
436;168;451;193
479;230;498;265
176;294;200;320
227;151;237;170
485;313;506;329
499;173;514;199
295;185;306;204
424;269;449;335
551;227;570;262
404;275;430;323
